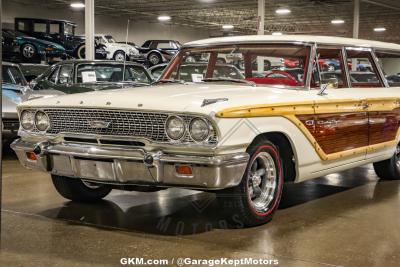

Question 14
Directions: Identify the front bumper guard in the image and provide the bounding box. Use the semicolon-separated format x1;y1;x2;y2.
11;139;249;190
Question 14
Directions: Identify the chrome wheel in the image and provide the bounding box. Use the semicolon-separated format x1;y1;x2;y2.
82;180;101;189
22;44;35;58
149;53;161;65
248;151;277;213
114;52;125;61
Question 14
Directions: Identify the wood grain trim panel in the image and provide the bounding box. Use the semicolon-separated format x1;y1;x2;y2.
216;98;400;161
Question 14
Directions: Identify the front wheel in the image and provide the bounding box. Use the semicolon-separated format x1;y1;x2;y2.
21;43;37;60
373;142;400;180
217;140;284;227
76;45;85;59
51;175;112;202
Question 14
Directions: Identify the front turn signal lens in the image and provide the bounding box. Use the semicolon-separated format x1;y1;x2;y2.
175;165;193;176
26;152;37;161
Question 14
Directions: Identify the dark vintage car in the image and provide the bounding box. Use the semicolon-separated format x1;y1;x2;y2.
15;18;108;59
30;60;153;96
2;29;65;62
19;63;50;82
2;62;31;143
137;40;181;66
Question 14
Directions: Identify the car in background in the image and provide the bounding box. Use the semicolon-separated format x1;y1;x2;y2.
148;63;168;80
95;34;140;61
30;60;153;97
19;63;50;82
137;40;181;66
2;29;65;62
2;62;31;143
15;18;107;59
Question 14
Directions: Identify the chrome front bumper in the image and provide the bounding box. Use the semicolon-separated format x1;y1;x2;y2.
11;139;249;190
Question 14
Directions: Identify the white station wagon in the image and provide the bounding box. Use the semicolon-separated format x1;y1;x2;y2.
12;35;400;227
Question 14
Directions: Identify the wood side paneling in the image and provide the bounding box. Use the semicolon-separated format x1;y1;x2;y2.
297;113;369;154
369;108;400;145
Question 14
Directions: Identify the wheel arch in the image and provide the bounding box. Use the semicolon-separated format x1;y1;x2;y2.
247;131;298;182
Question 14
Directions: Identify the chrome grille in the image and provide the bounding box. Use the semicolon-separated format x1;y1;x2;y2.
33;108;217;145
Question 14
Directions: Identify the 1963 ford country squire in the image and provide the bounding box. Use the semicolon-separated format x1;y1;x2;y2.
12;35;400;226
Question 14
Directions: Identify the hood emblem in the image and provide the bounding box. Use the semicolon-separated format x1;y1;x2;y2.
201;98;229;107
88;120;111;129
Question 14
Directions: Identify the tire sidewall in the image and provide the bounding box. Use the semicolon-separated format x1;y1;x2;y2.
114;51;126;61
21;43;36;59
241;142;284;222
148;52;161;65
77;45;85;59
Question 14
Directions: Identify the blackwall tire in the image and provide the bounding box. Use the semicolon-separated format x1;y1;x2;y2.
148;52;162;66
113;51;126;61
373;142;400;180
21;43;37;60
51;175;112;202
217;140;284;227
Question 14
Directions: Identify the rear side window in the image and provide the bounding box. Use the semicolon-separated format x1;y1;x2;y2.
34;23;47;33
375;51;400;87
17;21;29;31
346;49;383;88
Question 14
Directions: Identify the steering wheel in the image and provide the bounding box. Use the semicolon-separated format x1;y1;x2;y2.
265;70;299;85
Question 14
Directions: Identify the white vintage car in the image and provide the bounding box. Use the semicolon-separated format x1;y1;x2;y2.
95;34;140;61
12;35;400;227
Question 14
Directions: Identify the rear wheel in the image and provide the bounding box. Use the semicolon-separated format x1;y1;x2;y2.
51;175;112;202
373;142;400;180
113;50;126;61
217;140;284;227
148;52;162;66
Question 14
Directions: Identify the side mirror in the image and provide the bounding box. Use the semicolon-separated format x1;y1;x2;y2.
318;77;339;96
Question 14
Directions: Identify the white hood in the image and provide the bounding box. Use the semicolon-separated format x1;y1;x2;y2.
17;83;319;115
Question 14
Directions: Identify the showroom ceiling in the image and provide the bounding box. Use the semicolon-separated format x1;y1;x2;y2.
13;0;400;42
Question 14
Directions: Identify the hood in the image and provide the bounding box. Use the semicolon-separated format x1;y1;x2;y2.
18;83;318;115
2;85;24;117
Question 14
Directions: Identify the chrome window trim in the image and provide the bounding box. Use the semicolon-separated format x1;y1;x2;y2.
370;49;390;88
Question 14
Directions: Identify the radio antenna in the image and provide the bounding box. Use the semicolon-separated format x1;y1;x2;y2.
122;19;130;84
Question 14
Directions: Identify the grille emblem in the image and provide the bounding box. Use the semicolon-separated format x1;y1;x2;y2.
88;120;111;129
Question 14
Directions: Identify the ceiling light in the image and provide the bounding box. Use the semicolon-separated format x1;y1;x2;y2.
70;2;85;8
374;27;386;32
276;8;291;15
272;32;283;36
222;25;234;30
331;19;345;24
158;15;171;21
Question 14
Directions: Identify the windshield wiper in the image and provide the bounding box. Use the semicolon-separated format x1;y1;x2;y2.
202;78;256;86
153;79;185;85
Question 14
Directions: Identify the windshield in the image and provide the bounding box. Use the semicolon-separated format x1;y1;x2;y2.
105;35;116;43
161;44;310;88
2;65;28;86
76;64;151;84
65;24;75;35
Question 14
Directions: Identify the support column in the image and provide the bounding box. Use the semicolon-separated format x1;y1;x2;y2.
85;0;95;60
257;0;265;73
353;0;360;38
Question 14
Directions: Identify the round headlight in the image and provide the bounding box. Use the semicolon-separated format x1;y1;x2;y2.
165;116;185;141
189;118;210;142
20;110;35;130
35;111;50;131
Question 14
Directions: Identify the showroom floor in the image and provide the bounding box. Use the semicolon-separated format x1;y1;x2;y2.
1;147;399;267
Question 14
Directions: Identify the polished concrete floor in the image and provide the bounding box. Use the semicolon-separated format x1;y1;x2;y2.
1;146;400;267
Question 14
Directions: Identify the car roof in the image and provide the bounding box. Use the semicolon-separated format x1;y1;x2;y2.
185;35;400;51
55;60;145;67
15;17;76;26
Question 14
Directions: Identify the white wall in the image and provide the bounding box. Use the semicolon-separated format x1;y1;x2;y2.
2;0;210;46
